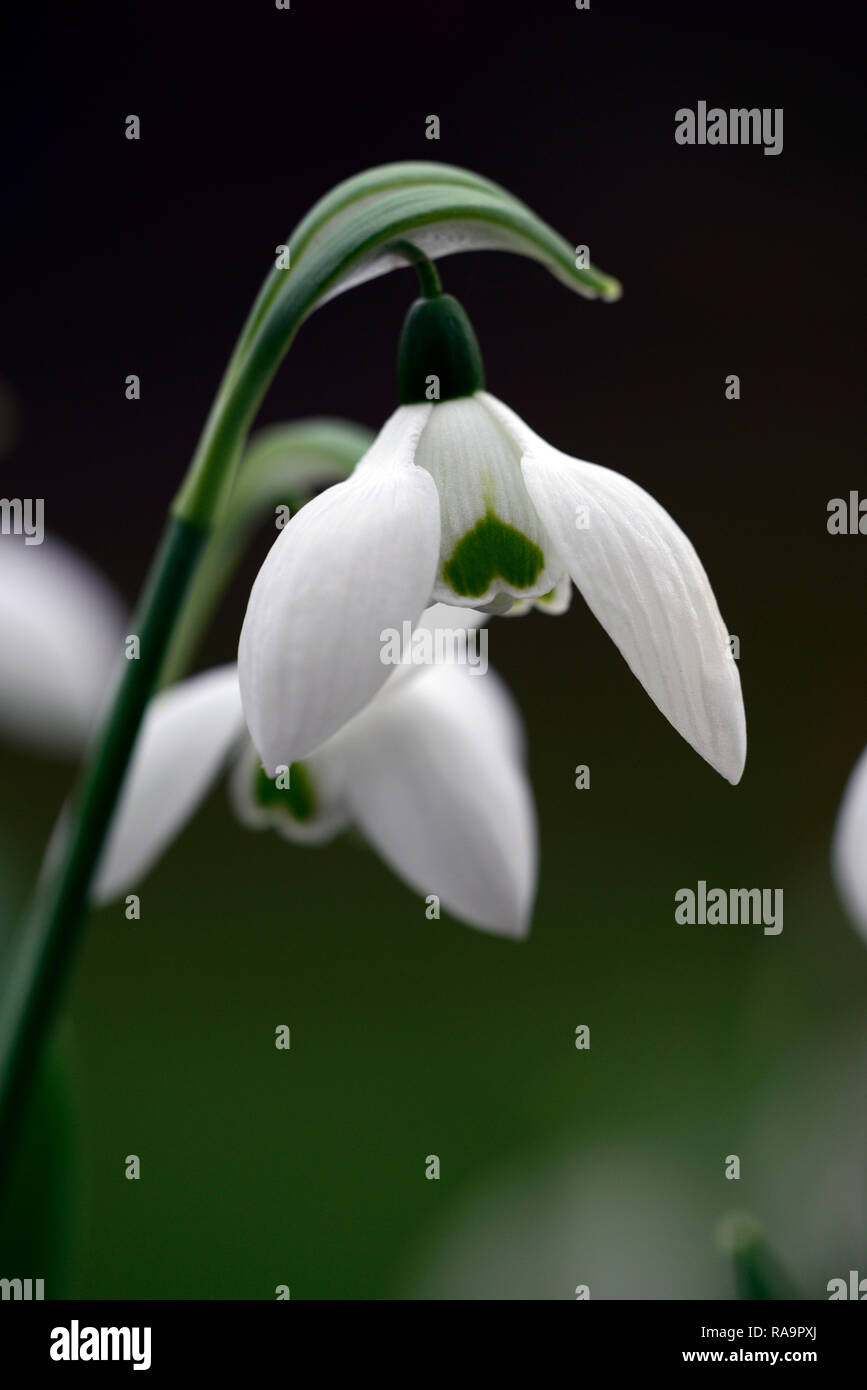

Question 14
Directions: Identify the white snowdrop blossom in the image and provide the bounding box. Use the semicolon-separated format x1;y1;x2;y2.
239;293;746;785
95;612;536;938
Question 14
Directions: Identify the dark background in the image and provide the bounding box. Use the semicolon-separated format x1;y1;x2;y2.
0;0;864;1298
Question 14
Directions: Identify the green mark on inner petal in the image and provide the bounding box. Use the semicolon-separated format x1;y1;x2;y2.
254;762;316;822
443;512;544;598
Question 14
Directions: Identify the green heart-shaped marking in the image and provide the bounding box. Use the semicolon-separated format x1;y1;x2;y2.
255;762;317;823
443;512;545;598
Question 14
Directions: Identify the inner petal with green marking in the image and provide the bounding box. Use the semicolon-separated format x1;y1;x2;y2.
443;511;545;598
414;393;564;607
254;760;316;823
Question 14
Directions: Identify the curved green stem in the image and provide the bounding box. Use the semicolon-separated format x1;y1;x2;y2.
0;518;206;1163
388;241;442;299
232;162;522;371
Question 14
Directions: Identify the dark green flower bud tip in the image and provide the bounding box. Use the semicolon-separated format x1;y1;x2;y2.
397;293;486;405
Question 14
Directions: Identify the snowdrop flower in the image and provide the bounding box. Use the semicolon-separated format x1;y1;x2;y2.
832;744;867;941
1;531;535;934
94;605;536;937
239;293;746;784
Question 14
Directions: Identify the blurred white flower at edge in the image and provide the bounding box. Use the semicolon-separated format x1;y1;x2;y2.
832;743;867;944
399;1137;733;1300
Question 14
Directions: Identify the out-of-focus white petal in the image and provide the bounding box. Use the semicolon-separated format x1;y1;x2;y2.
832;744;867;942
337;661;536;937
0;533;126;754
92;665;245;903
407;1139;730;1299
238;405;441;774
227;738;351;846
482;394;746;784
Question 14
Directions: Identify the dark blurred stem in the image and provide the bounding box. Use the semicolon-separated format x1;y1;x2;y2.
0;516;207;1182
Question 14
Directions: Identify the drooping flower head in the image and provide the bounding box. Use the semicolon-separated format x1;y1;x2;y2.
239;289;746;783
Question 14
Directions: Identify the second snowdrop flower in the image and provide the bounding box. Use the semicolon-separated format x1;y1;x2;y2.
93;607;536;939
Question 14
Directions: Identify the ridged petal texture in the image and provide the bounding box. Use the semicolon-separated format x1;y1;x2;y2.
482;394;746;783
238;405;441;773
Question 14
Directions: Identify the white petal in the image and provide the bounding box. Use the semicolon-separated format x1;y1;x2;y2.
386;600;488;690
832;745;867;942
483;394;746;783
238;405;440;774
415;395;563;608
227;738;350;846
0;532;126;754
338;661;536;937
92;665;245;903
412;600;487;636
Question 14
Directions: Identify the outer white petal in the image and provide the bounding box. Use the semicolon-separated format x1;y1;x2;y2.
832;745;867;943
238;405;440;774
0;533;126;754
482;394;746;784
389;606;524;760
92;665;245;904
337;661;536;937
